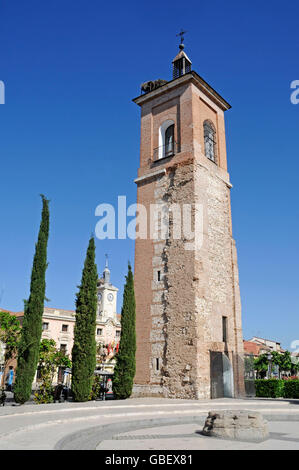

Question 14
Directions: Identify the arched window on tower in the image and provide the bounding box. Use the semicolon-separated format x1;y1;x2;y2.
204;121;217;163
165;124;174;157
157;120;175;160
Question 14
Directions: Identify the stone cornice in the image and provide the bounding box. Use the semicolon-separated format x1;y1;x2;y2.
134;168;166;185
133;71;231;112
42;313;75;322
42;313;121;327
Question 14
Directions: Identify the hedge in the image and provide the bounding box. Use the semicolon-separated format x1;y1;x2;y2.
283;380;299;399
255;379;299;398
255;379;284;398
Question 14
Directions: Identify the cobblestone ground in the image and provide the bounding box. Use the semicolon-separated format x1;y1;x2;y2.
0;397;299;450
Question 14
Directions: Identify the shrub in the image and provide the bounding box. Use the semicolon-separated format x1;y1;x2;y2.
283;379;299;399
89;375;102;401
34;339;71;404
255;379;284;398
34;381;54;404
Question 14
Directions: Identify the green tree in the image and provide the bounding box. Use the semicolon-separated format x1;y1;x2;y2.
14;195;50;404
280;351;292;374
34;339;72;404
113;263;136;399
71;237;98;402
0;312;21;388
271;351;283;378
254;354;269;378
292;360;299;375
269;351;292;378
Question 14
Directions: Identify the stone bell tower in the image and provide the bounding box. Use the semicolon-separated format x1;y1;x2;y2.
133;38;245;399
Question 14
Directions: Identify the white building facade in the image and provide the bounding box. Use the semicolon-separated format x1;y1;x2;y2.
7;263;121;386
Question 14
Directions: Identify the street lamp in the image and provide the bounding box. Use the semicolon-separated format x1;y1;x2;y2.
267;353;272;379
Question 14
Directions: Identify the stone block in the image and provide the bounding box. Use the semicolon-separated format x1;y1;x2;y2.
202;410;269;442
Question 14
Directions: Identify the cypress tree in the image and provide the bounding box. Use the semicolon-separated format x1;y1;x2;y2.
14;195;50;404
113;262;136;399
71;237;98;402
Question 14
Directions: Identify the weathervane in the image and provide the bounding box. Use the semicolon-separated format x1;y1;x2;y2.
176;29;187;49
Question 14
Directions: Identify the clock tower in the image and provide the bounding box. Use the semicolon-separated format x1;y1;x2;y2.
97;259;118;323
133;39;245;399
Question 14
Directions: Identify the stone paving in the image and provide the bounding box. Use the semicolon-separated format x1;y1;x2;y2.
96;421;299;450
0;397;298;450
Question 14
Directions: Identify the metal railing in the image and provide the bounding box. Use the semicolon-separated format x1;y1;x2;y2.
153;142;177;161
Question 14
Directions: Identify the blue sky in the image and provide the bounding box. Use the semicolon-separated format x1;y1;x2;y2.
0;0;298;350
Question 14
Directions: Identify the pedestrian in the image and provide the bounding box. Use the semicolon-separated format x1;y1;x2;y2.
6;366;14;392
0;388;6;406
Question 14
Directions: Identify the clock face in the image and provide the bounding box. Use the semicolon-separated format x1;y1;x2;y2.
97;293;102;301
107;293;114;302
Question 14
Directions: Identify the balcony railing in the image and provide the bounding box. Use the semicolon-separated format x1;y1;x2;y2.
153;142;177;161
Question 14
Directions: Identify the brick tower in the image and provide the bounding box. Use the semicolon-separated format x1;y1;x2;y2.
133;40;245;399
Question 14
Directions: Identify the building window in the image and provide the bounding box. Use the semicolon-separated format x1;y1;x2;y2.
42;322;49;331
156;358;160;371
62;324;68;332
60;344;67;355
157;120;175;159
204;121;217;163
116;330;120;337
164;124;174;157
222;316;228;343
97;328;103;336
157;271;161;281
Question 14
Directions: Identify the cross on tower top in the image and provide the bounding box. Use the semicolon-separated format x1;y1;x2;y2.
176;29;187;49
172;29;191;79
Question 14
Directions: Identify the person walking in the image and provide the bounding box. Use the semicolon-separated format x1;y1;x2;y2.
6;367;14;392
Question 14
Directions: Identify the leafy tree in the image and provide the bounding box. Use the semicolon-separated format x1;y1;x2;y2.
0;312;21;387
254;354;269;378
280;351;292;374
267;351;292;378
113;263;136;399
14;195;50;404
34;339;72;404
254;351;293;379
271;351;282;378
292;360;299;375
71;237;98;402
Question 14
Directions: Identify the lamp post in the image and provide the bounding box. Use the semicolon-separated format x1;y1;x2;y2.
267;353;272;379
98;345;108;401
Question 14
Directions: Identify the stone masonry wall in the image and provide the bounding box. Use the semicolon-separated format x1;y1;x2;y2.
154;162;199;398
193;156;244;398
133;157;244;399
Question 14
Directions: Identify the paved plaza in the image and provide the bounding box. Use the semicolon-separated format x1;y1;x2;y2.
0;397;299;450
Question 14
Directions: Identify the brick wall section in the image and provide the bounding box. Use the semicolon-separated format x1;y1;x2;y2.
134;179;155;385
